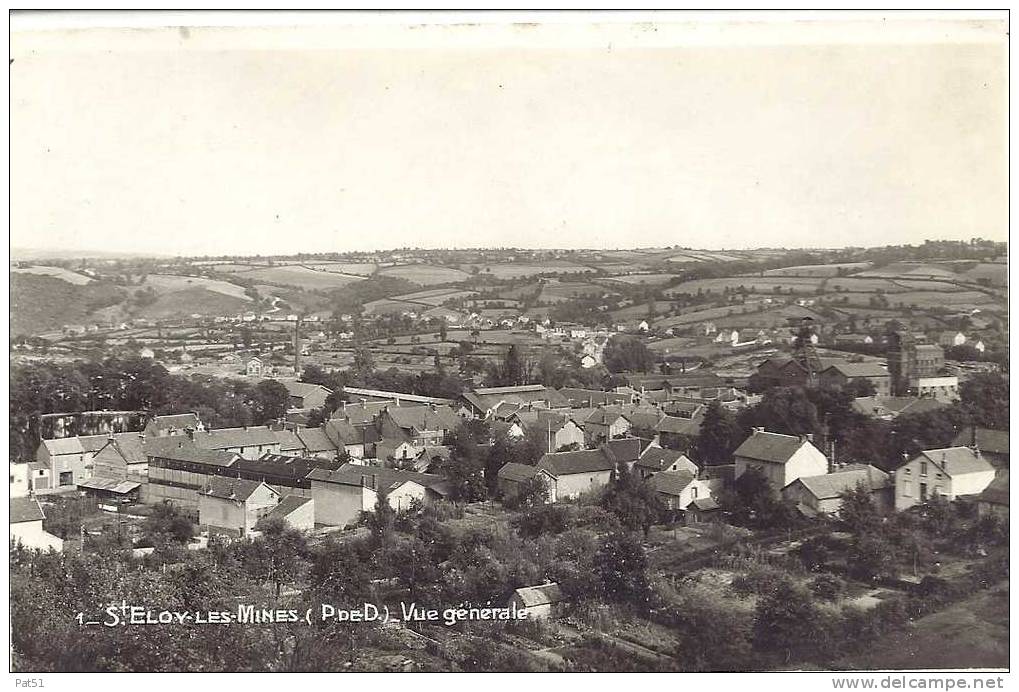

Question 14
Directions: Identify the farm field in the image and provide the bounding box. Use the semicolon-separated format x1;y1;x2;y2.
142;274;253;301
137;287;250;320
665;277;825;296
378;264;471;285
470;262;596;279
303;262;378;276
207;263;267;273
390;288;478;306
762;262;871;277
537;282;608;303
241;265;366;289
603;273;680;286
11;265;93;285
887;290;997;308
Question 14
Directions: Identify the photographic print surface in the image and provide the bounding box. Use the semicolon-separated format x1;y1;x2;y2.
8;11;1009;674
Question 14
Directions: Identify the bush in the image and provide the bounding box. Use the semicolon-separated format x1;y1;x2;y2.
730;563;792;598
808;573;846;602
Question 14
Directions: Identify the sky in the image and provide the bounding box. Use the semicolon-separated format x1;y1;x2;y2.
9;13;1009;257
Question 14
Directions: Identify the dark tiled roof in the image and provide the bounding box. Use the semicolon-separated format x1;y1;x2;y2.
513;583;563;607
296;427;337;453
558;388;631;407
635;448;696;472
268;494;314;518
655;416;701;435
145;413;201;435
918;447;995;477
11;497;45;523
648;470;696;496
734;431;806;464
537;448;615;476
193;427;280;450
202;476;269;502
307;463;448;493
146;440;238;467
790;465;889;500
822;362;889;379
602;437;653;463
96;434;147;464
385;405;461;433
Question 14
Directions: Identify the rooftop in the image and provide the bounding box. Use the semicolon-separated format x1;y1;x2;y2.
537;448;615;476
11;496;45;523
734;430;810;464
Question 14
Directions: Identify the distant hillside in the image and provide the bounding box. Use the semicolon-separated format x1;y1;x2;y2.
136;286;250;320
10;274;125;336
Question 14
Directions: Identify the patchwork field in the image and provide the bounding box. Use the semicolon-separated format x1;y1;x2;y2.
665;277;825;296
303;262;378;276
11;265;93;285
240;265;365;290
378;264;471;285
141;274;253;301
603;273;680;286
139;287;251;320
390;288;478;306
762;262;871;277
537;282;608;303
469;262;596;279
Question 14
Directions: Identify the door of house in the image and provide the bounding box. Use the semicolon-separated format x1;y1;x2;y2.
920;482;928;502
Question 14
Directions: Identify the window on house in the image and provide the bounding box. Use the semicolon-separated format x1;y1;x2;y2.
920;462;928;476
59;471;73;486
902;481;912;497
691;486;698;498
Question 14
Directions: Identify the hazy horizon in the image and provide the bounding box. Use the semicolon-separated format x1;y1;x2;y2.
11;14;1008;257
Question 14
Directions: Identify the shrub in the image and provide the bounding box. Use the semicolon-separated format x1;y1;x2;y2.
809;573;846;602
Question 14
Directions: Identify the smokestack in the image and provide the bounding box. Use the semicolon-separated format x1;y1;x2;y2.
294;316;302;374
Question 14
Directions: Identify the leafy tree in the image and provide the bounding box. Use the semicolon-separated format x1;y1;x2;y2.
251;379;290;423
599;465;664;535
594;532;653;610
838;483;881;536
958;373;1009;429
738;386;821;439
752;580;823;663
352;347;374;377
602;334;654;373
727;467;795;529
241;516;310;597
141;501;195;545
808;574;846;602
695;400;740;465
364;490;396;548
847;534;897;581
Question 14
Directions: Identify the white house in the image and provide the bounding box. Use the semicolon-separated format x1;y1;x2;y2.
307;465;449;527
10;462;30;498
10;497;63;551
894;447;996;512
648;470;713;512
507;583;563;620
536;448;616;502
733;429;829;492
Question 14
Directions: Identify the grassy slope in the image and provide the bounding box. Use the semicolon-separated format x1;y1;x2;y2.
10;274;125;336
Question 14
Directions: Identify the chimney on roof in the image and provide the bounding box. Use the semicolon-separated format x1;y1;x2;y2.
753;427;765;435
970;426;977;449
942;451;948;473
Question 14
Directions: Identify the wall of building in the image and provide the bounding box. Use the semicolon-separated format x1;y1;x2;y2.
10;520;63;551
279;499;316;531
310;481;367;527
554;469;613;500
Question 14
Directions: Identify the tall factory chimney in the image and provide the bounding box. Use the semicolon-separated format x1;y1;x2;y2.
294;315;302;375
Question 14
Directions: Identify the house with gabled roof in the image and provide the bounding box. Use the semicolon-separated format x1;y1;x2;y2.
92;434;148;482
536;448;616;501
602;437;655;471
190;426;282;460
307;464;451;527
782;464;892;516
458;385;569;419
198;477;280;537
280;380;333;411
852;395;946;421
648;470;712;512
378;404;462;447
578;406;632;445
633;448;698;480
144;412;204;437
295;426;340;458
266;495;315;531
819;362;891;396
894;446;996;512
10;497;63;551
733;429;829;492
512;410;585;451
507;582;564;620
144;442;241;515
496;462;554;501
